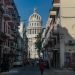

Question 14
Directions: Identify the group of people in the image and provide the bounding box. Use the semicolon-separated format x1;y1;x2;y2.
31;59;48;75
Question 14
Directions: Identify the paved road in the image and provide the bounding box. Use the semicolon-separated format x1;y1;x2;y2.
1;65;75;75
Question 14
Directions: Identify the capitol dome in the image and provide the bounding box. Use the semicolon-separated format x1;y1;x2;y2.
27;8;42;37
27;8;42;59
29;8;41;22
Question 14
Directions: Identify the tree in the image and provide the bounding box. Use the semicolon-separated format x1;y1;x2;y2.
35;32;42;58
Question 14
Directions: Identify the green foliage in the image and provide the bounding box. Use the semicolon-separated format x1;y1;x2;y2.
35;33;42;57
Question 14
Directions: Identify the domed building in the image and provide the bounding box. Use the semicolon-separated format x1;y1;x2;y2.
27;8;42;59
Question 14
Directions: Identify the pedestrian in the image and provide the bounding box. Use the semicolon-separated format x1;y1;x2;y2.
39;60;45;75
32;61;34;67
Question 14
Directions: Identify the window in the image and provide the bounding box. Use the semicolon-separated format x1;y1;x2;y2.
32;29;34;34
33;29;34;34
35;29;36;34
35;15;36;18
37;23;38;26
37;16;38;19
35;23;36;26
30;29;31;34
28;29;29;34
32;23;33;26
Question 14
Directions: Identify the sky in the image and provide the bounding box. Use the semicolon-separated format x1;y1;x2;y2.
14;0;53;27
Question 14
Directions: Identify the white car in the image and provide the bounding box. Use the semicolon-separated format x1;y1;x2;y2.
13;61;23;67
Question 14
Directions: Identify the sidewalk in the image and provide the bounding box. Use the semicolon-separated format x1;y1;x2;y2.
44;68;75;75
0;67;75;75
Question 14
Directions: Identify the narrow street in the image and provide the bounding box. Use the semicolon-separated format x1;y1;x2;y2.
0;0;75;75
1;65;75;75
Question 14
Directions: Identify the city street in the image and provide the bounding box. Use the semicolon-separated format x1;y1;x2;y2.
0;0;75;75
1;65;75;75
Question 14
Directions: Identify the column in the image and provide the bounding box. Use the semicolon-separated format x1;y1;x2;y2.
60;35;65;68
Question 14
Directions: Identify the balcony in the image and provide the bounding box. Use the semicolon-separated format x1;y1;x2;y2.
12;15;20;26
3;10;11;20
4;0;12;5
53;0;60;10
50;11;57;18
3;46;10;54
16;17;20;26
66;40;75;46
1;31;10;39
11;31;17;38
7;20;14;26
6;5;14;10
9;36;14;40
5;32;11;38
11;31;15;36
9;31;14;40
11;28;16;33
10;43;15;49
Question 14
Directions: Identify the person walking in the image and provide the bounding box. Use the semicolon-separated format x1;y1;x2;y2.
32;61;34;67
39;60;45;75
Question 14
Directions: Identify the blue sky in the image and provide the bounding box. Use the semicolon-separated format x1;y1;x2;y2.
14;0;53;26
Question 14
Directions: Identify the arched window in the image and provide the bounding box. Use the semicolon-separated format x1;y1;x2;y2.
37;16;38;19
35;29;36;34
33;29;34;34
30;29;31;34
32;23;33;26
32;29;33;34
35;23;36;26
35;14;36;18
37;23;38;26
30;23;31;26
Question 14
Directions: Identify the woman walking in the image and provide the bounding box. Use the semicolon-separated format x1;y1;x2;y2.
39;60;45;75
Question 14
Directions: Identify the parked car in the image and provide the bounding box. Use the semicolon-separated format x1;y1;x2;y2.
13;61;23;67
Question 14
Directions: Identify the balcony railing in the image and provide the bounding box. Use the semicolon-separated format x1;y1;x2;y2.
11;28;16;33
3;10;12;19
6;4;14;10
53;0;60;9
10;43;15;49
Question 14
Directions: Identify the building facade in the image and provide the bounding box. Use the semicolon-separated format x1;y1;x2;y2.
23;22;28;64
60;0;75;68
42;0;75;68
0;0;20;71
27;9;42;59
16;22;28;66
